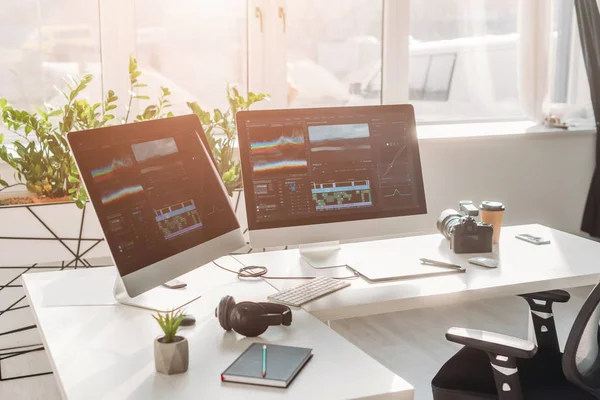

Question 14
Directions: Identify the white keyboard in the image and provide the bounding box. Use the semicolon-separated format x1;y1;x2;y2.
267;277;350;307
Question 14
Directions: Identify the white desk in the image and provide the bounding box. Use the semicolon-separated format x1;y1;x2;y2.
23;260;413;400
233;224;600;321
23;223;600;399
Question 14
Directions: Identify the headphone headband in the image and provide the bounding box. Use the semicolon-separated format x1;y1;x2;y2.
259;302;292;326
215;296;293;337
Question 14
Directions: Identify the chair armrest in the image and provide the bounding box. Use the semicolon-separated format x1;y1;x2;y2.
519;290;569;355
446;327;537;359
519;290;570;303
445;328;537;400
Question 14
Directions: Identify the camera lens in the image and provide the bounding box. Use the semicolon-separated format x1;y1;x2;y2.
437;209;462;240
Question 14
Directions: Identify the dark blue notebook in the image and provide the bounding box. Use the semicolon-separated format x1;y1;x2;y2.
221;343;313;388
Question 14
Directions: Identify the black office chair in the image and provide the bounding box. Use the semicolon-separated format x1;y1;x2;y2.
563;282;600;398
431;287;600;399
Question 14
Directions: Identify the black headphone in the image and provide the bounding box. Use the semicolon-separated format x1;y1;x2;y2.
215;295;292;337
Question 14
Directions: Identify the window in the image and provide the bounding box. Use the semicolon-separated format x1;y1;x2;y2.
409;0;522;122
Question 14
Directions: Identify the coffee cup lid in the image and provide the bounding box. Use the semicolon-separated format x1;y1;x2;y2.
480;201;505;211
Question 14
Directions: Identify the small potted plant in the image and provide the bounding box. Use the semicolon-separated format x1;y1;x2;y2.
152;309;189;375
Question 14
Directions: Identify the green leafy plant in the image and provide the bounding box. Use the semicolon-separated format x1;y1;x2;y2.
152;309;185;343
0;55;267;207
0;80;89;201
187;87;267;193
0;56;153;206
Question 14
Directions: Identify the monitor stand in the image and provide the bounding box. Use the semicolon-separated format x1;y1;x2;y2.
113;276;202;312
299;241;347;269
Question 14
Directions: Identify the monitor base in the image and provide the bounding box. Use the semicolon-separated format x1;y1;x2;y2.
299;241;347;269
113;277;202;312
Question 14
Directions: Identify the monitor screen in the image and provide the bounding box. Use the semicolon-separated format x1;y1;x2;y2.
237;105;426;231
68;116;240;277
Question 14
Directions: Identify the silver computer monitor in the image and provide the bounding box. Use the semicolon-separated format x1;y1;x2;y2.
236;105;427;267
68;115;244;310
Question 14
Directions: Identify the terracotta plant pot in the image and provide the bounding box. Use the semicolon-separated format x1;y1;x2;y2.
29;194;70;204
154;336;189;375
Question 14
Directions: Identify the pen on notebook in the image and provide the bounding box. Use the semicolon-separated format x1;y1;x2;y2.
262;345;267;378
420;258;463;270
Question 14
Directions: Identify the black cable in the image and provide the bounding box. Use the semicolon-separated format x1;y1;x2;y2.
212;259;360;281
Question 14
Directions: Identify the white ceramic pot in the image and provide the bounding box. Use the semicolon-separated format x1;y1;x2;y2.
154;336;189;375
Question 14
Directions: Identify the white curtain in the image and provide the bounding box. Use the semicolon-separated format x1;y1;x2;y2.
517;0;553;123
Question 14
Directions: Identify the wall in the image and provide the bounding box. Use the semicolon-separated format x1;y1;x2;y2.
393;130;595;237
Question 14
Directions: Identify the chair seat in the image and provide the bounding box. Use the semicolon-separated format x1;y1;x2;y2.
432;347;596;400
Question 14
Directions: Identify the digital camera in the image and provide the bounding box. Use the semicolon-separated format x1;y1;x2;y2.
436;201;493;254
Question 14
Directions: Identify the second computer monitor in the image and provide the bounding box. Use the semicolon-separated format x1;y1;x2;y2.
236;104;427;248
68;115;245;307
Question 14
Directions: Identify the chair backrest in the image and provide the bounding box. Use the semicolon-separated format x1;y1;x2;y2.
563;282;600;397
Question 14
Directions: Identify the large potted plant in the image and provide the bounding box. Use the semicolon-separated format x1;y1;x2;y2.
1;56;267;205
0;57;175;206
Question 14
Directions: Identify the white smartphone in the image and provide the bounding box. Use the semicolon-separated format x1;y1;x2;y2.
515;233;551;245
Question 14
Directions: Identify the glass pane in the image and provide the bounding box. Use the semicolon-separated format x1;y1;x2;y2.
410;0;523;122
423;54;456;101
134;0;247;114
0;1;101;113
409;55;430;101
550;0;573;103
286;0;383;108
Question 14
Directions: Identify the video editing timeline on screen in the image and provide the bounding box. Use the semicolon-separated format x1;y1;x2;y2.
312;181;373;211
246;111;420;224
155;199;203;240
82;132;238;275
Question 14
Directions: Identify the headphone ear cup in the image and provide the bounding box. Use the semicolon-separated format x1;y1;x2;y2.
229;302;269;337
216;295;236;331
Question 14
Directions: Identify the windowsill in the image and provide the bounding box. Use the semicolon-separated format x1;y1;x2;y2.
416;120;597;140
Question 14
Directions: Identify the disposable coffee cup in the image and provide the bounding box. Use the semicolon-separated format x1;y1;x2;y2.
479;201;505;244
